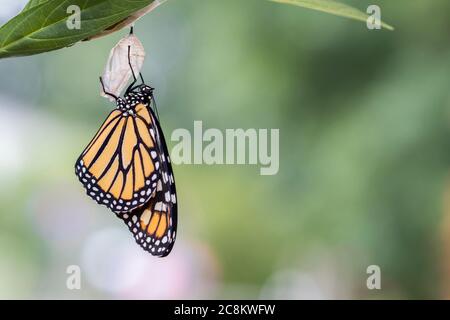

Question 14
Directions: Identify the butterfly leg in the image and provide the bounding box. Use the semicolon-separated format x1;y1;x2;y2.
126;45;138;94
100;76;118;100
128;26;144;86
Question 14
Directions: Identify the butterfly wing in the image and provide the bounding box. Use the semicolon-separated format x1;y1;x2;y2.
120;178;177;257
75;104;161;213
118;102;178;257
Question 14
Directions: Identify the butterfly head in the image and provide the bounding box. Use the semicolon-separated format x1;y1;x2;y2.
134;84;155;106
139;85;154;95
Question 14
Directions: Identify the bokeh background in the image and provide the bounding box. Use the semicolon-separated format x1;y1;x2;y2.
0;0;450;299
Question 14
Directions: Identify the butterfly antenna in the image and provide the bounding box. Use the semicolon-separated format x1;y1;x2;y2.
151;93;161;121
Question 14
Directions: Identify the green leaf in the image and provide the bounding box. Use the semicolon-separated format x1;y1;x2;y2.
0;0;393;60
0;0;155;59
269;0;394;30
84;0;166;41
22;0;50;12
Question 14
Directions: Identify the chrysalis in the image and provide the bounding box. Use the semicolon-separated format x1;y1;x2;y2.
100;29;146;101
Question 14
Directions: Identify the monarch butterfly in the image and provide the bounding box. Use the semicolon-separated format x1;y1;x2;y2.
75;42;178;256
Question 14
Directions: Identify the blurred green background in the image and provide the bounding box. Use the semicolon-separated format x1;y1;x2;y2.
1;0;450;299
